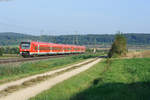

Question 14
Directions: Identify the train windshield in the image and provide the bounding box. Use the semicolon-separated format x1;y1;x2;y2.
21;42;30;49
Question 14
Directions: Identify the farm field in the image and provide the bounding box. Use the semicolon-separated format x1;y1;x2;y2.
0;54;100;84
30;57;150;100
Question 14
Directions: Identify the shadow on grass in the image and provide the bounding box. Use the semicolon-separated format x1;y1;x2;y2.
70;81;150;100
98;56;108;58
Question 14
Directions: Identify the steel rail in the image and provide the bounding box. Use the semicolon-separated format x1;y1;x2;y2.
0;55;76;64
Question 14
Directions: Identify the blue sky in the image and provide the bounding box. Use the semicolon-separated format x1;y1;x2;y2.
0;0;150;35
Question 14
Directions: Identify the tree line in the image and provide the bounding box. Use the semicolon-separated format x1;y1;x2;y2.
0;47;19;56
0;32;150;46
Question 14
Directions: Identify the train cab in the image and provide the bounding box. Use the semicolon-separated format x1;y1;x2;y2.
19;42;31;57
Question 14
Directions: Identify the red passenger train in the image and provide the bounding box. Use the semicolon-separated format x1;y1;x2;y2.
19;41;86;57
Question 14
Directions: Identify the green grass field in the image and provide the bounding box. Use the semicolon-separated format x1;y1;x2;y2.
0;54;100;84
0;54;20;59
30;58;150;100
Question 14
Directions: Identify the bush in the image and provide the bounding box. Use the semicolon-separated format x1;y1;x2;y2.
3;47;19;54
72;54;98;60
0;47;4;56
108;32;127;58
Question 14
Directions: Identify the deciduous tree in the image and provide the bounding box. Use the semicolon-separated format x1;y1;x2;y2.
108;32;127;58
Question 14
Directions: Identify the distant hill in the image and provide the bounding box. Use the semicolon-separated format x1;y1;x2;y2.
0;32;150;46
0;32;35;46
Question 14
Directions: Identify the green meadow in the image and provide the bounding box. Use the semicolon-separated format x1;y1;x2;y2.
30;58;150;100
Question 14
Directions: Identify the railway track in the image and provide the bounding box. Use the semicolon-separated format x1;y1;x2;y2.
0;55;75;64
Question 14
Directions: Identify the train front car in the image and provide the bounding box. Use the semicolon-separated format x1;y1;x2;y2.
19;42;31;57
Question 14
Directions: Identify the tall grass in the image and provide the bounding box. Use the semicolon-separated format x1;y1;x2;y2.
125;50;150;58
0;54;19;59
30;58;150;100
0;54;99;84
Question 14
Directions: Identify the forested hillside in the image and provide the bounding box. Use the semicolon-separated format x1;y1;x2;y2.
0;32;150;46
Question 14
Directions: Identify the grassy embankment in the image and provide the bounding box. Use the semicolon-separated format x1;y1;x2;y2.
0;54;19;59
30;57;150;100
0;54;100;84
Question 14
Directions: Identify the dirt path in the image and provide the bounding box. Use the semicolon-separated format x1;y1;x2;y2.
0;58;101;100
0;59;93;92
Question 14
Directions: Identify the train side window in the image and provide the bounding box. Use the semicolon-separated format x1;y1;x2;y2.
53;47;56;50
52;47;54;50
35;46;38;50
50;47;52;50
